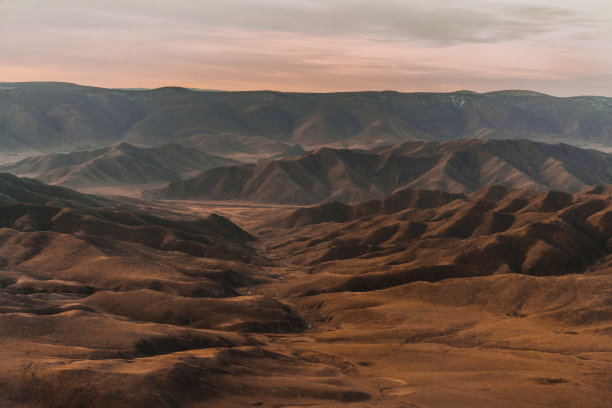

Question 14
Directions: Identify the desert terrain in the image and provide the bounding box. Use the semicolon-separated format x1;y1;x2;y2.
0;173;610;407
4;0;612;400
0;85;610;407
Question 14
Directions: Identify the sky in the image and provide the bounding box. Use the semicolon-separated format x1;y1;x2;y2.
1;0;611;96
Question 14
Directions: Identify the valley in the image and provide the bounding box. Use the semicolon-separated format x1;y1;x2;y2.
3;0;612;404
0;83;610;407
0;175;609;407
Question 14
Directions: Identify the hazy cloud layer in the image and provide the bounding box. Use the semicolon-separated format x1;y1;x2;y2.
1;0;611;95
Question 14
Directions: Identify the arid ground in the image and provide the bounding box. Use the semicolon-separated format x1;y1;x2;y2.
0;83;611;407
0;178;610;407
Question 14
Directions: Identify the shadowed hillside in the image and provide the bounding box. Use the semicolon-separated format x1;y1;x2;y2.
0;175;610;407
1;83;612;156
0;172;111;207
0;172;260;263
270;185;612;283
151;139;612;204
0;141;236;188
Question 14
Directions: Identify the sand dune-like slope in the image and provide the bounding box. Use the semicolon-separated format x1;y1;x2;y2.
0;175;610;407
152;139;612;203
0;142;235;188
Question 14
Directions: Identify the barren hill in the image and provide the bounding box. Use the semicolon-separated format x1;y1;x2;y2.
272;185;612;281
0;175;610;407
0;141;235;188
0;172;259;263
2;83;612;156
152;139;612;204
0;172;110;207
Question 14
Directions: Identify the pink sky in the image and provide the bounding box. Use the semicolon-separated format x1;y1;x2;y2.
1;0;611;96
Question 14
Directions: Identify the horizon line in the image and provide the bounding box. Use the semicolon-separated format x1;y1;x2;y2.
1;81;611;98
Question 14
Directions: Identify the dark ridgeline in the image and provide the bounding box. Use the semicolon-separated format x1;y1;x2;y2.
1;83;611;155
150;139;612;204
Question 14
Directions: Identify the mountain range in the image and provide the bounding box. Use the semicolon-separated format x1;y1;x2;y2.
268;184;612;295
1;82;612;156
0;141;235;188
1;81;611;407
150;139;612;204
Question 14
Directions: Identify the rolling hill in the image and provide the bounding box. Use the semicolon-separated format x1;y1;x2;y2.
150;139;612;204
0;141;235;188
0;174;610;407
1;82;611;407
0;172;257;262
271;185;611;278
0;172;110;207
1;83;612;157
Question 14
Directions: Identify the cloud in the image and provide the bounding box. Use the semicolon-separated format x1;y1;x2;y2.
2;0;602;44
0;0;611;95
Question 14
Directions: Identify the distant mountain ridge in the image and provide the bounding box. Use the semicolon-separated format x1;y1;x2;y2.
0;172;110;208
0;141;235;188
149;139;612;204
1;82;612;156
